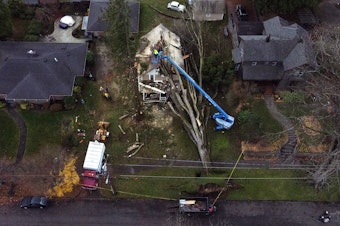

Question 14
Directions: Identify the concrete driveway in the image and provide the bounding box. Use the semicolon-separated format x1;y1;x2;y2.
41;16;85;43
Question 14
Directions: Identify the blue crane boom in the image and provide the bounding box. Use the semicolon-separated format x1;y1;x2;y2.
158;53;234;130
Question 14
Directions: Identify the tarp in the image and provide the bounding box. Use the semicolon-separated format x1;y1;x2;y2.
60;16;75;26
83;141;105;172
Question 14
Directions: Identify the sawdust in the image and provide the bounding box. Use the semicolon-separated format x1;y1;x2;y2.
301;116;321;136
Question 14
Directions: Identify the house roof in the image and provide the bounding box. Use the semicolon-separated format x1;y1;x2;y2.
0;42;87;101
87;0;140;33
192;0;225;21
135;24;184;68
233;16;314;81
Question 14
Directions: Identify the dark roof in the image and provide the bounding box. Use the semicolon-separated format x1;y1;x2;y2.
2;0;38;5
0;42;87;101
242;62;284;81
237;21;264;35
232;16;315;81
87;0;140;33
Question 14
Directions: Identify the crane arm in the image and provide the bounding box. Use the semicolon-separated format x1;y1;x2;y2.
159;54;234;130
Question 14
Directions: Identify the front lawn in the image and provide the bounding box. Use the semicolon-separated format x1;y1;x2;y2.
0;109;19;158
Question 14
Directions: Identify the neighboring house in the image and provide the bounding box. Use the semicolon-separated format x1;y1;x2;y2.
191;0;225;21
135;24;183;103
84;0;140;37
0;42;87;104
232;16;315;88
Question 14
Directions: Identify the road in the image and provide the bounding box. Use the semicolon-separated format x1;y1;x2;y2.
1;199;340;225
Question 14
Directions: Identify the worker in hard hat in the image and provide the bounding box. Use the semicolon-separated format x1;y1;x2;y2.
153;49;159;56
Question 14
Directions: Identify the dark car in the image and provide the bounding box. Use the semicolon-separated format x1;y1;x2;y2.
20;196;48;209
59;22;68;29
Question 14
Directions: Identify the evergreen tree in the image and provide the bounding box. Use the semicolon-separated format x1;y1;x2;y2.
105;0;133;61
255;0;320;14
0;2;12;40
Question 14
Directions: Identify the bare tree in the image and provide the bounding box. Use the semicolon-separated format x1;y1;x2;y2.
303;24;340;189
160;62;211;170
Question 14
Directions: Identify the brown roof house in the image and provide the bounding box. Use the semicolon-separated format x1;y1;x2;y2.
232;16;315;89
84;0;140;37
135;24;183;103
0;42;87;104
191;0;226;21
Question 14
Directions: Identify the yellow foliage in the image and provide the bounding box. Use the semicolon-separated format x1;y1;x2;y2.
47;157;80;197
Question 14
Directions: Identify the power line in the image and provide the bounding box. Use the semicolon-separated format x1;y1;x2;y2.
118;175;310;180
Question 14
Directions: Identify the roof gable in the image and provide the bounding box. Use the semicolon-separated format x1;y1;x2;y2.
233;16;314;81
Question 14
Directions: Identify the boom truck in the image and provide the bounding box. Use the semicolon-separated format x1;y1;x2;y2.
156;52;234;130
81;141;106;190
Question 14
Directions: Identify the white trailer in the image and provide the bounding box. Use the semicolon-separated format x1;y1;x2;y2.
83;141;106;173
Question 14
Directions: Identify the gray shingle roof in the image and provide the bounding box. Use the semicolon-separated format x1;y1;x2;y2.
233;16;314;81
0;42;87;101
87;0;140;33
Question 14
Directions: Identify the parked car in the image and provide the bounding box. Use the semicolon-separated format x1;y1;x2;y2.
59;22;68;29
59;15;75;29
236;4;248;21
20;196;48;209
167;1;186;13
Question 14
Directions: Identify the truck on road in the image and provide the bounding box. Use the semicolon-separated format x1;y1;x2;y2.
81;141;106;190
179;197;216;216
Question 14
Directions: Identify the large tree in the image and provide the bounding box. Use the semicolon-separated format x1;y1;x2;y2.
300;24;340;189
0;2;12;40
161;11;233;170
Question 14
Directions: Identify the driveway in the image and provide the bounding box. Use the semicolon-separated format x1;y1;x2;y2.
41;16;85;43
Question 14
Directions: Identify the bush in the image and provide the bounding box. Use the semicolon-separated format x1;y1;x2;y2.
27;20;42;35
0;101;6;108
24;34;39;41
86;50;95;66
49;103;63;112
64;96;77;110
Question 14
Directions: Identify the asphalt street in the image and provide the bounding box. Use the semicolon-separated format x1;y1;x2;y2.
1;199;340;225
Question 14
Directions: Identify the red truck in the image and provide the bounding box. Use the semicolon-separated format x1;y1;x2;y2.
81;141;106;190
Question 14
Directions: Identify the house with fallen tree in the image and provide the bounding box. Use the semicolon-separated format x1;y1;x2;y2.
135;24;183;103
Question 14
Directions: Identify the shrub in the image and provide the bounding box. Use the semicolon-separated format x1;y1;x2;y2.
27;20;42;35
49;103;63;112
64;96;77;110
86;50;95;66
24;34;39;41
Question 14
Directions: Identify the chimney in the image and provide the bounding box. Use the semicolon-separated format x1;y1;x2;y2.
265;34;271;42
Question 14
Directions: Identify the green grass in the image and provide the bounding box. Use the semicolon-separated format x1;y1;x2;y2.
0;109;19;158
113;168;340;201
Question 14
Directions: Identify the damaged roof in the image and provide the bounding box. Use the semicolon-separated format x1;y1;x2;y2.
0;42;87;101
136;24;184;68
